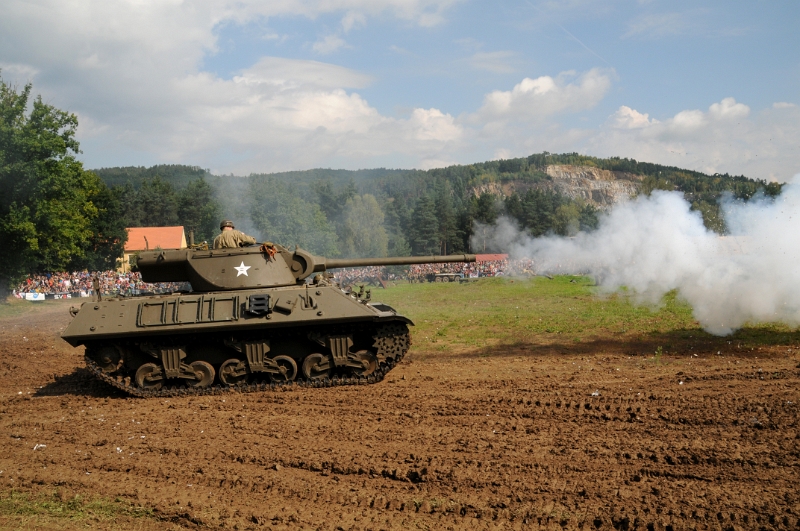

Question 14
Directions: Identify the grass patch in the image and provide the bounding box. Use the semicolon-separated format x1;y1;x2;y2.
0;489;154;523
0;298;39;319
377;276;800;356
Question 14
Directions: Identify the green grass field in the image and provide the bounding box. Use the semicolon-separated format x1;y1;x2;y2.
374;276;799;357
0;297;41;320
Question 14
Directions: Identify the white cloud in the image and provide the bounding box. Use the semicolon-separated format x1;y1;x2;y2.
1;0;795;182
586;98;800;182
493;148;513;160
312;35;349;54
608;105;657;129
708;97;749;120
474;68;612;123
406;108;462;142
235;57;372;89
341;11;367;32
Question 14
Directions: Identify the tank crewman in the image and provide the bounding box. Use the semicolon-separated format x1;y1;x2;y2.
213;220;257;249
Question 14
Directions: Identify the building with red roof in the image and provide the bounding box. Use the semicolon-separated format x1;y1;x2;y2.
121;226;187;272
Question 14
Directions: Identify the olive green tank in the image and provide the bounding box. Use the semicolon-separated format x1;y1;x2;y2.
62;244;475;397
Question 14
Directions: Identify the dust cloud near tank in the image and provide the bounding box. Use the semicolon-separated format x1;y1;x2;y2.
472;177;800;336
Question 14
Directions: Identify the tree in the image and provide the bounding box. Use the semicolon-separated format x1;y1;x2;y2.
136;177;180;227
340;194;388;258
67;177;128;271
0;76;116;297
384;195;412;257
312;178;358;246
408;196;439;255
434;181;462;254
178;178;220;244
553;203;581;236
249;177;338;255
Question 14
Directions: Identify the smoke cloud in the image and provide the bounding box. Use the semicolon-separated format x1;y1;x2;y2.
474;178;800;335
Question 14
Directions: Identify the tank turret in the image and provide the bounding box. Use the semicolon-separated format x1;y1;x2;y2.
63;243;477;397
137;244;476;292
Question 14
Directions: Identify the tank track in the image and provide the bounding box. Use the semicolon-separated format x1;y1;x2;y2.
83;322;410;398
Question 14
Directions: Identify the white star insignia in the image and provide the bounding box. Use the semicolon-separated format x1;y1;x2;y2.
234;261;251;277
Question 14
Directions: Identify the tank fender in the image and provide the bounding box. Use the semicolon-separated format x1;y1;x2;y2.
373;315;414;326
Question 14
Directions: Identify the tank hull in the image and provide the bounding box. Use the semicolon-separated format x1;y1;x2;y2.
63;284;412;396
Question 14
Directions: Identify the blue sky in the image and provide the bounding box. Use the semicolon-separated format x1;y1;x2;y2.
2;0;798;181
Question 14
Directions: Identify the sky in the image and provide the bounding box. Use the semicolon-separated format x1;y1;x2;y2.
1;0;798;181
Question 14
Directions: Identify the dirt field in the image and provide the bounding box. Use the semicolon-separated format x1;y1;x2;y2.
1;297;799;530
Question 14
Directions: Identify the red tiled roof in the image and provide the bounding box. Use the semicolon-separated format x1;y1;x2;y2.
124;227;186;252
475;253;508;262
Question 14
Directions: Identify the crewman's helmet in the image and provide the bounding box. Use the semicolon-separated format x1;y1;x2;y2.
220;220;235;230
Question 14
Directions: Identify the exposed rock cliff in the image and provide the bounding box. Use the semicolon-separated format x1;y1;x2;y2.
471;164;644;209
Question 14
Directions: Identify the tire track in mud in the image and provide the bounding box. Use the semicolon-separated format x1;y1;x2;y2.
2;308;799;530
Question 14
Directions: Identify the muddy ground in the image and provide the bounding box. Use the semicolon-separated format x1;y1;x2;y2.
1;301;798;530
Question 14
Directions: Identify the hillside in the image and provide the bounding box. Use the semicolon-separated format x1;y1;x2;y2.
92;164;210;189
92;153;780;207
91;153;783;256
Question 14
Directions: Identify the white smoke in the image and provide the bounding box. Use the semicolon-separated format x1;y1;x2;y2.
474;178;800;335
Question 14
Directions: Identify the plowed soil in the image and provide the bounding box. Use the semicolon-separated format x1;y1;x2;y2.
1;300;799;530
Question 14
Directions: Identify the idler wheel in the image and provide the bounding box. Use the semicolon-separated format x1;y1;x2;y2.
271;355;298;382
188;361;215;388
135;363;164;390
302;353;332;380
351;350;378;377
219;359;249;386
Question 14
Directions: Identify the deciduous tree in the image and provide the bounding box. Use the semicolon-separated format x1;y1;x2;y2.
0;76;120;297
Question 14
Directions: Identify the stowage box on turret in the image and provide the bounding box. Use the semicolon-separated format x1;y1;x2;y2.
62;244;475;396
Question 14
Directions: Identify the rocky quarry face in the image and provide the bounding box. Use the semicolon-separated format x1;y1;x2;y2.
472;164;644;209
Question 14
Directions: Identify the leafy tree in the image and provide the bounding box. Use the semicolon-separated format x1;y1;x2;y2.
340;194;388;258
313;178;357;223
312;178;358;247
463;192;501;252
434;181;463;254
249;177;338;255
117;182;145;227
67;178;128;271
553;203;581;236
384;195;412;257
178;178;220;244
408;196;439;255
116;177;179;228
136;177;180;227
93;164;209;189
579;204;599;232
0;76;121;297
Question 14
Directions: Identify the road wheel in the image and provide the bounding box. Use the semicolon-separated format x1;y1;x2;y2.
302;353;332;380
135;363;164;390
188;361;215;388
350;350;378;377
271;355;298;382
219;359;249;386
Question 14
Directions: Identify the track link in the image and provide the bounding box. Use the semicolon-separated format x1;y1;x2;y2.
84;323;410;398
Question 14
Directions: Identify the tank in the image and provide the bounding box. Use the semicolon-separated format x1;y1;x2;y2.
62;244;476;397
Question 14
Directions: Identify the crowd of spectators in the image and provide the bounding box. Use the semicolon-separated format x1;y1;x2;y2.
331;258;538;285
13;258;539;300
332;266;403;287
13;271;187;299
